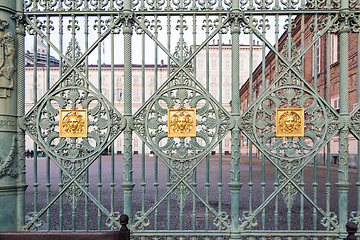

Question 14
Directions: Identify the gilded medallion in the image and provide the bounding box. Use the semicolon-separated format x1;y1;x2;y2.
276;108;304;137
59;109;88;138
168;109;196;137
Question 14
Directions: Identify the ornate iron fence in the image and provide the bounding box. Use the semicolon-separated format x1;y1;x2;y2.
0;0;359;239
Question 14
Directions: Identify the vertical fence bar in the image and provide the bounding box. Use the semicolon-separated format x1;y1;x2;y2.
58;10;64;231
84;2;89;229
70;13;78;230
337;0;351;232
122;0;135;223
205;14;210;236
274;12;279;231
84;1;90;231
33;32;39;231
140;13;146;238
217;25;223;237
45;14;52;231
111;14;116;230
166;13;171;234
96;13;103;231
153;15;159;235
15;0;26;230
325;23;332;232
229;4;241;239
299;12;305;232
312;14;319;231
260;13;266;231
248;20;253;218
192;13;198;236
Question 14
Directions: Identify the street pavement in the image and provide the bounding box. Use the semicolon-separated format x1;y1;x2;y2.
24;154;358;231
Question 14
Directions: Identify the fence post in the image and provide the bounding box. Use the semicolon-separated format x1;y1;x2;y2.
0;0;27;231
345;222;357;240
119;214;130;240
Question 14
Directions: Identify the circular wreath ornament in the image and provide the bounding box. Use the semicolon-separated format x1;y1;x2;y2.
133;86;230;161
25;87;124;161
240;87;339;160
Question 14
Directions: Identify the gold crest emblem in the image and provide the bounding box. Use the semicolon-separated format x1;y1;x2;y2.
276;108;304;137
59;109;88;138
168;109;196;137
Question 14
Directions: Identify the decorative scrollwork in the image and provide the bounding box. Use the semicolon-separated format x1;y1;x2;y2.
61;158;86;207
279;165;301;209
280;0;299;10
171;174;192;205
64;0;84;11
350;14;360;33
25;87;124;162
349;107;360;140
307;0;329;9
213;211;230;230
134;18;150;35
255;0;273;10
133;211;150;229
321;212;339;230
198;0;217;10
63;38;85;84
133;85;230;162
239;211;258;229
39;0;57;11
278;38;302;76
25;212;43;230
105;212;121;230
350;211;360;227
241;86;339;161
0;135;18;178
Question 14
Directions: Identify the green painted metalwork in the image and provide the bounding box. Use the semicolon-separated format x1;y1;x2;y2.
0;0;357;238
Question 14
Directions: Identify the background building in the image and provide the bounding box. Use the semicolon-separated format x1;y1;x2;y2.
239;14;359;168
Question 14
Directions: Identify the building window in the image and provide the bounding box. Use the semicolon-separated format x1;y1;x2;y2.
116;88;123;101
210;88;218;99
197;59;204;69
134;137;138;148
224;88;231;100
133;88;140;101
117;137;122;147
211;59;217;69
332;97;339;111
224;137;230;148
29;88;34;101
331;34;339;64
225;59;231;70
313;36;321;75
243;135;248;146
102;89;109;99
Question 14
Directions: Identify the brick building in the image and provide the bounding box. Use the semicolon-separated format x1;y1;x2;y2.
239;15;359;167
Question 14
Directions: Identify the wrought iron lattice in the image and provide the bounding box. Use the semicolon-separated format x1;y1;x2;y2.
19;0;360;238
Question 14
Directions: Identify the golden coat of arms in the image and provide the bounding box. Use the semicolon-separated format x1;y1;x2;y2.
168;109;196;137
59;109;88;138
276;108;304;137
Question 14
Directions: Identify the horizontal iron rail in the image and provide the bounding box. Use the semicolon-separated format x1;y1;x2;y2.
22;9;347;16
131;230;341;237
